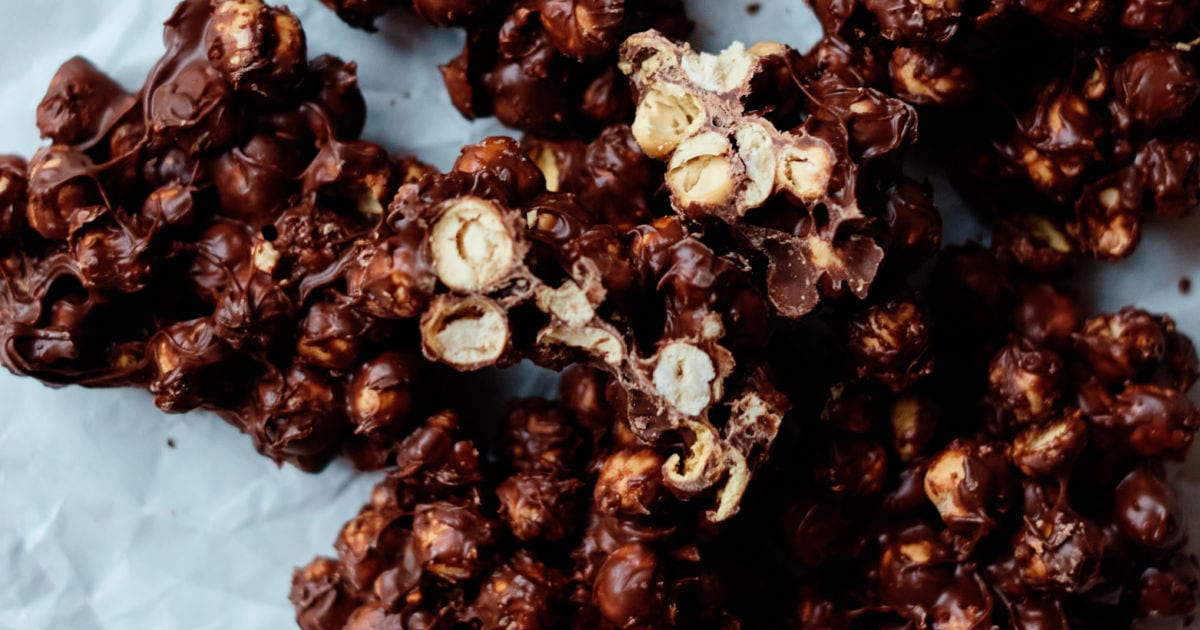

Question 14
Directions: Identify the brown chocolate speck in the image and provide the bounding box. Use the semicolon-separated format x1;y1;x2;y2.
1181;277;1192;295
746;2;762;15
167;438;176;448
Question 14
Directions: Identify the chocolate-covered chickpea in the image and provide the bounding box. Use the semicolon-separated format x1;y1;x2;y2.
504;398;584;474
25;145;107;241
594;449;666;516
1137;555;1200;619
149;318;246;413
1012;283;1084;349
1090;384;1199;458
471;551;564;629
347;352;420;437
246;364;347;469
496;473;583;543
592;543;666;627
411;500;498;582
924;439;1015;540
1011;482;1105;593
1113;49;1199;130
1112;468;1186;551
205;0;307;92
1074;307;1167;385
878;524;995;628
296;302;368;371
290;557;358;630
333;508;408;592
814;435;889;496
36;56;136;149
987;337;1065;424
1010;410;1088;477
847;298;934;392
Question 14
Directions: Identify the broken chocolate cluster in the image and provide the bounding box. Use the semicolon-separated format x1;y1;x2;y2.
620;32;924;318
293;129;791;521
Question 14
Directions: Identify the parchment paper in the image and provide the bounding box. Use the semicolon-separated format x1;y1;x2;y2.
0;1;1195;628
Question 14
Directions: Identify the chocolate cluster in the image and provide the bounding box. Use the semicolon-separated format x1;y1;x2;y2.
2;1;1199;627
806;0;1200;261
715;245;1200;627
320;0;691;135
1;0;438;471
293;386;745;629
619;32;927;318
3;1;807;514
302;128;791;521
295;248;1200;627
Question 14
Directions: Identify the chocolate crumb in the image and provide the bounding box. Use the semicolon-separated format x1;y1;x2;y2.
167;438;176;448
746;2;761;14
1180;277;1192;295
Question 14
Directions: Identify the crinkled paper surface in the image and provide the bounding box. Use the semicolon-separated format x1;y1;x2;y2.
0;0;1195;628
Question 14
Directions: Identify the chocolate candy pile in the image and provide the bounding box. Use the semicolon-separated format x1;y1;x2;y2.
1;0;434;470
294;252;1200;627
293;373;758;629
8;0;926;521
2;0;1199;627
806;0;1200;262
757;247;1200;627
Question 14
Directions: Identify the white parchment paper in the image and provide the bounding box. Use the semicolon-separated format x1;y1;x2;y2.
0;1;1195;628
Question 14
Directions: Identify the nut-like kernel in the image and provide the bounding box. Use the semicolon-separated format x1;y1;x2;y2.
652;342;718;416
420;295;509;370
925;447;970;522
734;122;777;211
595;449;665;515
535;281;595;326
710;448;749;522
429;196;517;292
631;84;706;159
530;145;562;193
662;420;725;497
666;132;735;209
776;140;835;202
680;40;756;92
1010;412;1087;477
207;0;266;78
253;239;280;274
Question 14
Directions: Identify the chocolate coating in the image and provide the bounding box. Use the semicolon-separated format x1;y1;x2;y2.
1090;384;1199;458
37;57;136;149
497;473;583;542
1138;556;1200;618
846;298;933;392
988;337;1065;424
1113;468;1186;551
592;543;665;626
291;557;358;630
471;552;564;629
594;449;665;516
1114;49;1199;130
0;156;28;241
347;352;420;437
411;500;498;582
